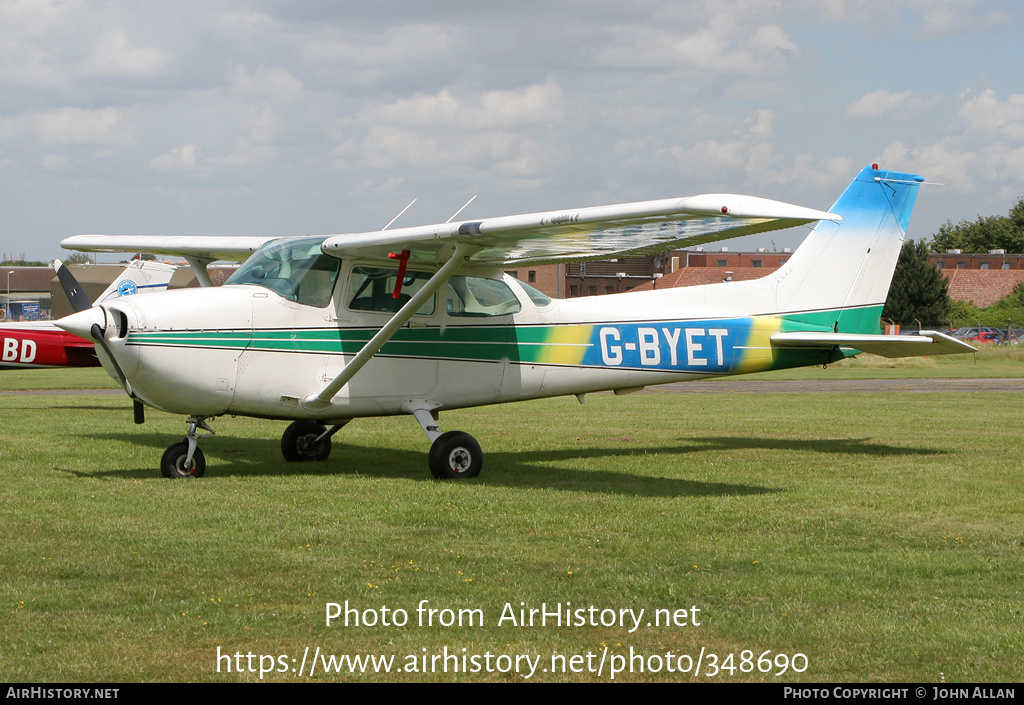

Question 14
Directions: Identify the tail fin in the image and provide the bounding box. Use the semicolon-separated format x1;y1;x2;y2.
773;165;923;333
53;260;92;313
94;259;177;303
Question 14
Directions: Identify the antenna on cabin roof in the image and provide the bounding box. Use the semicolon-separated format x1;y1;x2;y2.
382;199;417;231
446;195;477;224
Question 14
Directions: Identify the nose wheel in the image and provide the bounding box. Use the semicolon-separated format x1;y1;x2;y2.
160;416;214;478
161;441;206;478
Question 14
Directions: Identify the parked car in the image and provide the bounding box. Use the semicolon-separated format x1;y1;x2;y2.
964;331;1001;343
952;326;1001;340
997;329;1020;345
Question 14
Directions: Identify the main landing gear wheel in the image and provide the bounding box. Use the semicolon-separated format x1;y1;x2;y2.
161;440;206;478
281;420;331;462
428;431;482;479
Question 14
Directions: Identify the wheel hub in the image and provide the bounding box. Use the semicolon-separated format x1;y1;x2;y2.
448;447;471;472
297;434;319;457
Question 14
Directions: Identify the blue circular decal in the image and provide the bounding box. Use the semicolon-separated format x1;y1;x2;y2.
118;280;139;296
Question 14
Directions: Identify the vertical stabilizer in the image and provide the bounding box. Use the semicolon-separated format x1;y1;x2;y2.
774;165;923;333
95;259;177;303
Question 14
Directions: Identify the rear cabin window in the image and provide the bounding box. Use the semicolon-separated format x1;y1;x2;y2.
446;276;521;317
512;278;552;307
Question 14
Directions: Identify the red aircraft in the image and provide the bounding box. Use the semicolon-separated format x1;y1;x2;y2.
0;260;176;370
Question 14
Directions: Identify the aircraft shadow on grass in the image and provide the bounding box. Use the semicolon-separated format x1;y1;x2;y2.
673;436;950;458
57;431;947;498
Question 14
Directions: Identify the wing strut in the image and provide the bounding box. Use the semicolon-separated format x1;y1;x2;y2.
301;242;482;412
184;256;215;287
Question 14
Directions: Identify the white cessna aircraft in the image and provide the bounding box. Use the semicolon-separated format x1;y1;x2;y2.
57;165;973;479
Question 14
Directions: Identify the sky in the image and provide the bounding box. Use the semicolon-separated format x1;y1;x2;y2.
2;0;1023;261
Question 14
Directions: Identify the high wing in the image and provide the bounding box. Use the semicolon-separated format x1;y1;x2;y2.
61;194;839;267
771;331;977;358
321;195;840;265
60;235;282;286
59;235;279;262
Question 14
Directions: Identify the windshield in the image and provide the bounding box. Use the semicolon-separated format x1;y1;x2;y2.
226;237;341;307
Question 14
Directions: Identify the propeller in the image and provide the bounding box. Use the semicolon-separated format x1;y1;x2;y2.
53;261;146;424
54;259;92;313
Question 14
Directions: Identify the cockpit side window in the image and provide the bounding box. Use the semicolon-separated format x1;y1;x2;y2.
226;237;341;307
347;266;436;315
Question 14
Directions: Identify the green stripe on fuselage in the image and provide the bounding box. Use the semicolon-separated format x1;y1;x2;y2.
127;305;880;371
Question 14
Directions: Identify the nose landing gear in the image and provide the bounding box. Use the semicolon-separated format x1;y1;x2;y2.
160;416;214;479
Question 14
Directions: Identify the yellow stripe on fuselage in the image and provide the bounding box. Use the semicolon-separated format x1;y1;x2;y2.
732;316;781;374
538;325;594;365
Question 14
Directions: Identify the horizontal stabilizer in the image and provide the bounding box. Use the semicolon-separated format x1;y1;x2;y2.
770;330;977;358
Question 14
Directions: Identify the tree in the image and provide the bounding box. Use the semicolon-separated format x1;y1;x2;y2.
930;197;1024;253
883;239;952;327
63;252;91;265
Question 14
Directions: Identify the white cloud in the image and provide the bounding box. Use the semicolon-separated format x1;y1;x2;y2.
0;107;132;147
910;0;1012;37
670;109;777;178
812;0;1010;37
228;64;304;101
958;89;1024;140
298;23;465;74
878;89;1024;193
336;80;570;183
669;107;852;194
847;89;939;121
594;17;798;76
764;154;856;188
351;176;405;196
149;144;197;170
40;154;74;171
361;80;565;131
78;31;169;80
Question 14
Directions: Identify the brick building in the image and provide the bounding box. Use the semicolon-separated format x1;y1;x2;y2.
522;247;1024;306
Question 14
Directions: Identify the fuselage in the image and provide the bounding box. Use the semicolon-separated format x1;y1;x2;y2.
0;322;97;370
80;257;846;420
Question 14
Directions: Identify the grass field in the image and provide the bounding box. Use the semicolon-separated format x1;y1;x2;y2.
1;351;1021;682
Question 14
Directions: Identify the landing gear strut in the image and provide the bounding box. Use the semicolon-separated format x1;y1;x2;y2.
281;420;349;462
160;416;214;478
406;403;483;479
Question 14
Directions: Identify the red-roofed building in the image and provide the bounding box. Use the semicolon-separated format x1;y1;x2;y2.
518;249;1024;306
